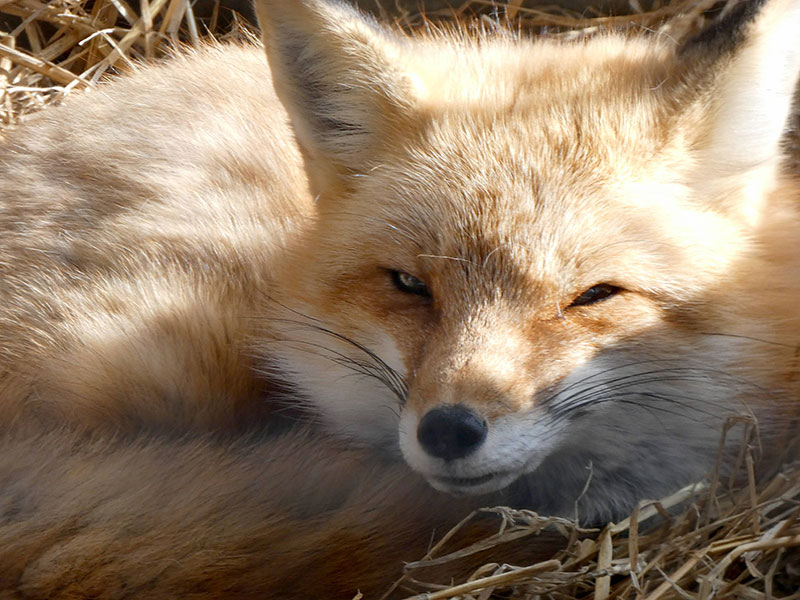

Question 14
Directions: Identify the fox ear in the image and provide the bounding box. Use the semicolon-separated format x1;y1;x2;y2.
681;0;800;179
254;0;417;191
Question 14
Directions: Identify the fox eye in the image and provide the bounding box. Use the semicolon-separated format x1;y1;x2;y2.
391;270;431;298
570;284;620;307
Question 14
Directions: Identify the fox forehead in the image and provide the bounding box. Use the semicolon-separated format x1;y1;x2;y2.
303;30;748;308
406;33;674;108
328;125;736;305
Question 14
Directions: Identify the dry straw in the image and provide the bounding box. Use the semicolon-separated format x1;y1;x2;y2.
389;421;800;599
1;0;798;598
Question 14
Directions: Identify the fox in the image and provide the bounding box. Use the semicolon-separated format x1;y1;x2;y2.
1;0;800;596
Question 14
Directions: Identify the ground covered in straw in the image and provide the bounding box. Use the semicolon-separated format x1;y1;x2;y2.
1;0;799;598
385;429;800;599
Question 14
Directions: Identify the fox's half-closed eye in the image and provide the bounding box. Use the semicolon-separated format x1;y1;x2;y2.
390;270;431;298
569;284;621;308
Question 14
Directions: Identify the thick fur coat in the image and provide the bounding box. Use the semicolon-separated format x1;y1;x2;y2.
1;0;799;596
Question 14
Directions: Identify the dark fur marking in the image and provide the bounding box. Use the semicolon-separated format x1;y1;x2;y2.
280;36;369;151
680;0;769;56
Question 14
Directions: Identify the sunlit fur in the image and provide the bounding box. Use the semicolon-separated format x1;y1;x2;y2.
0;0;799;594
255;0;800;521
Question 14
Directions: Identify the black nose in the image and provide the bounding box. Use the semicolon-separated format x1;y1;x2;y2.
417;404;488;461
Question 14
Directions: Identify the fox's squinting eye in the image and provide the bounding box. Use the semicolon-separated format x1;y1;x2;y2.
569;284;621;308
390;270;431;298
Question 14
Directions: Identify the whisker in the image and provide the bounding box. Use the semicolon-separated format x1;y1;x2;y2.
698;331;798;349
546;363;765;426
257;304;409;407
266;337;407;403
553;358;751;398
417;254;475;266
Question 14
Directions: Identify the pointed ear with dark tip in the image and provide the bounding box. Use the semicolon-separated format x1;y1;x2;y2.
680;0;800;179
254;0;419;193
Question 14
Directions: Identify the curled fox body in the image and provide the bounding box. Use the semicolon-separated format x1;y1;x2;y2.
1;0;800;596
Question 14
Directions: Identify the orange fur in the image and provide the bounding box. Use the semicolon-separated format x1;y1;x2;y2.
0;428;551;598
1;0;800;596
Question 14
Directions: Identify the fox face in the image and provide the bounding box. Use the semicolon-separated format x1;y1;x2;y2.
256;0;800;521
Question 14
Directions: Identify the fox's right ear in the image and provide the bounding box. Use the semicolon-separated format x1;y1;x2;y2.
679;0;800;197
254;0;421;194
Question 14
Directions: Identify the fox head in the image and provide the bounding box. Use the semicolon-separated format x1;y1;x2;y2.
255;0;800;521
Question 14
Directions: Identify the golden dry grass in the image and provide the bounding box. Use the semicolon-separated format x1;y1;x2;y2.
1;1;799;598
0;0;252;126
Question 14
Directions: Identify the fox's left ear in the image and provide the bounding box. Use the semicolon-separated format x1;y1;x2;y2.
254;0;421;194
681;0;800;184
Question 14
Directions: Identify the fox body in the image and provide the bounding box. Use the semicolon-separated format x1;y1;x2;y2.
1;0;800;596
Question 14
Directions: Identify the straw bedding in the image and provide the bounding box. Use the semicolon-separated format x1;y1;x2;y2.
1;0;798;598
387;429;800;599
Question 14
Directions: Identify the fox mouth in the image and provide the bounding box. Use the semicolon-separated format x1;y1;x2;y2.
431;470;515;493
435;472;497;487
